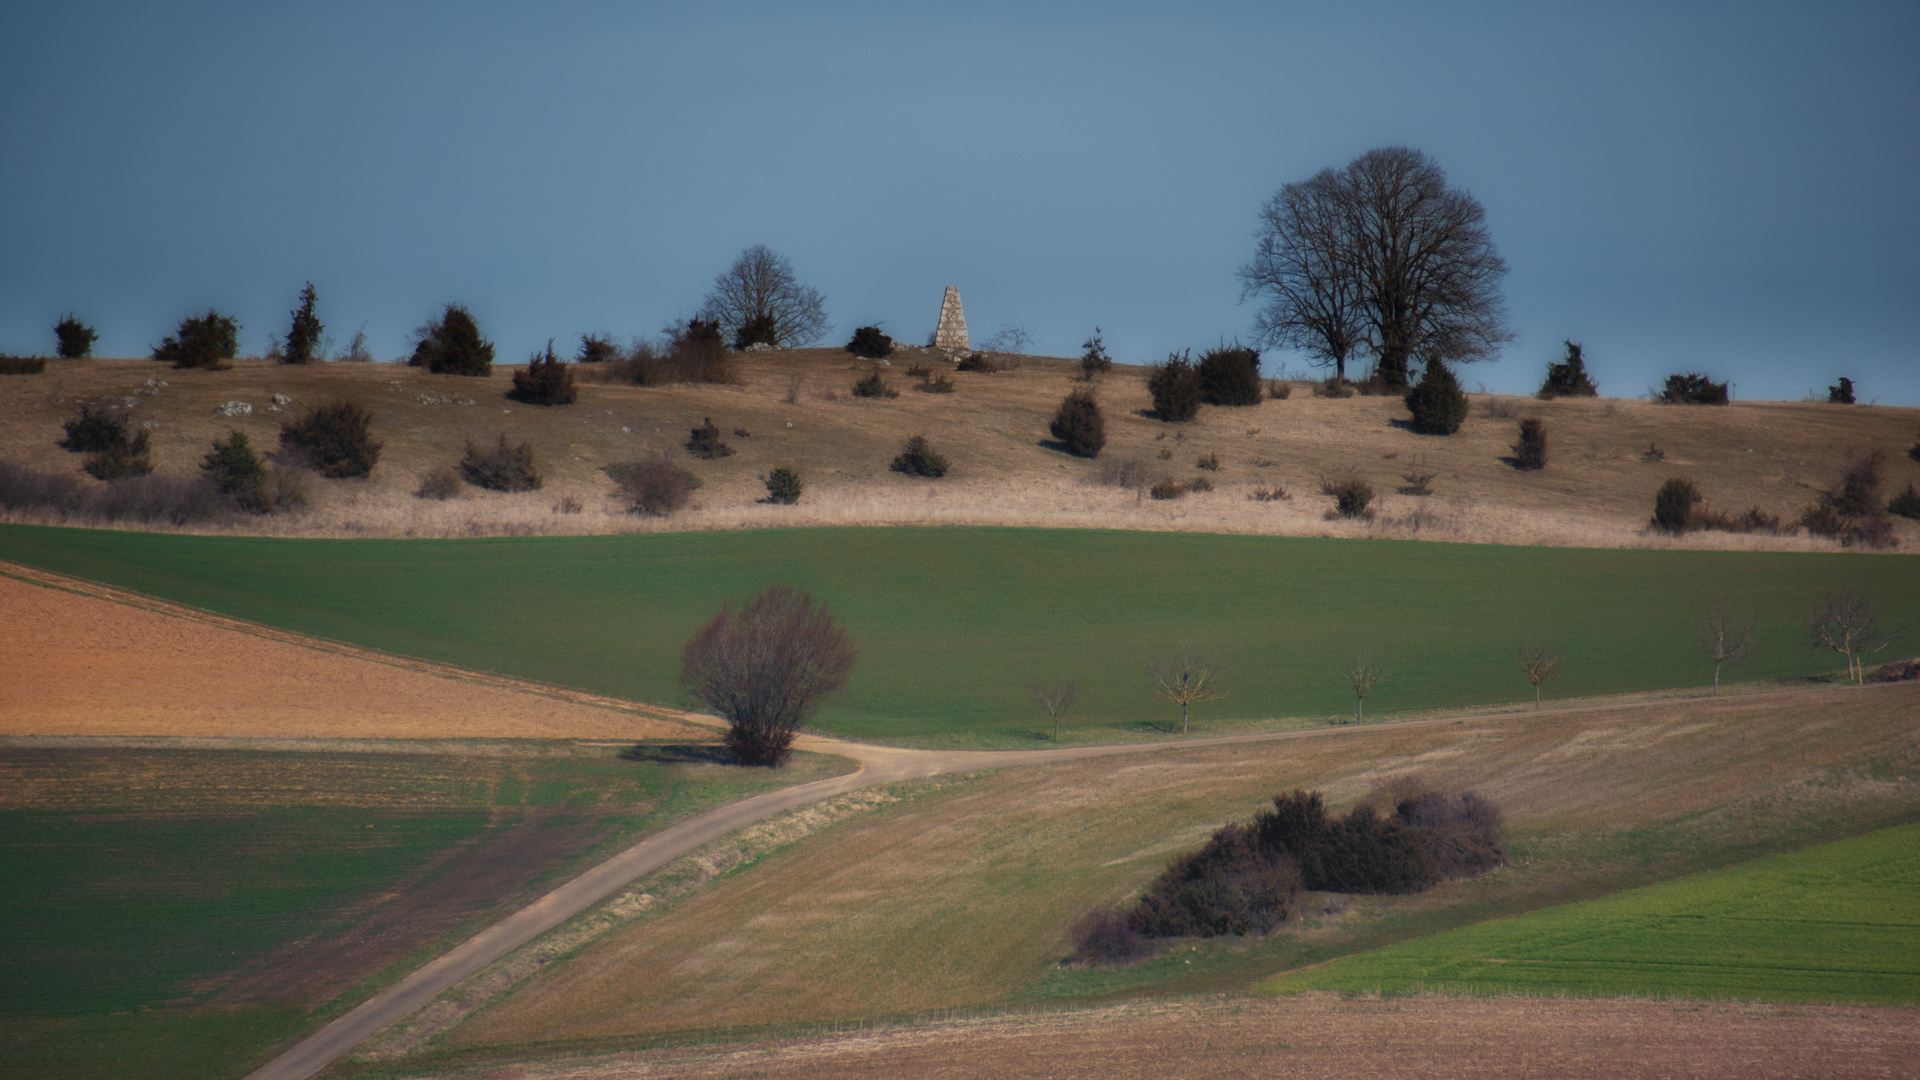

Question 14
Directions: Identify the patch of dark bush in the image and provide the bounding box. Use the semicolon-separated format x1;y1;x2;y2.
510;341;577;406
1149;477;1184;500
1131;824;1302;939
279;401;381;478
1147;351;1202;421
1652;477;1702;533
409;304;494;376
81;435;153;481
1066;909;1153;967
765;466;803;504
0;355;47;375
1538;340;1598;398
846;326;894;359
1197;343;1263;406
1660;372;1729;405
1322;476;1374;519
460;434;541;492
1403;360;1467;435
576;333;620;364
201;430;272;513
686;417;735;459
0;459;223;525
890;434;950;478
1050;387;1106;458
1889;482;1920;521
1314;377;1355;399
1079;328;1113;380
1090;454;1154;490
1196;452;1221;471
914;373;955;393
1801;451;1898;548
1828;377;1855;405
54;314;97;359
955;352;998;374
1873;657;1920;683
607;459;700;515
1269;380;1292;400
282;283;322;365
152;309;239;370
1512;418;1547;470
1184;474;1214;493
852;370;899;399
59;405;134;454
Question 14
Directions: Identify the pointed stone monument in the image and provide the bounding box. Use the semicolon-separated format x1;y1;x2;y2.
933;286;969;352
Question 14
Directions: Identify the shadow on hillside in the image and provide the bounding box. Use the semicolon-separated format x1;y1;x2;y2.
618;742;735;765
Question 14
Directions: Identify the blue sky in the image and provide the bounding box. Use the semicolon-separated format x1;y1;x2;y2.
3;1;1915;402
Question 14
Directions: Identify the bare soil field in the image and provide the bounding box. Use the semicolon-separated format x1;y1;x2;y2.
0;565;704;741
434;995;1920;1080
4;353;1915;549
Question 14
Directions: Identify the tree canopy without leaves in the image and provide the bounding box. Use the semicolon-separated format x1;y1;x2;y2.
1516;640;1562;707
1344;648;1385;722
1149;646;1226;735
1807;588;1892;685
700;245;830;349
1030;680;1079;740
1693;597;1758;694
681;584;855;766
1239;146;1512;387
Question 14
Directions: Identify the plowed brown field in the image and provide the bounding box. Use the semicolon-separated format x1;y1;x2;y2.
439;995;1920;1079
0;566;706;741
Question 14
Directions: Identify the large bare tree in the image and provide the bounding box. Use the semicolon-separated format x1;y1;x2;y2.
1516;639;1562;708
1240;146;1512;388
700;244;830;350
1149;646;1226;735
681;584;855;765
1807;588;1893;684
1694;597;1758;695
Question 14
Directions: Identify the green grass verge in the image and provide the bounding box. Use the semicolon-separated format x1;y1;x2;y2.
0;745;853;1080
2;525;1913;742
1259;821;1920;1005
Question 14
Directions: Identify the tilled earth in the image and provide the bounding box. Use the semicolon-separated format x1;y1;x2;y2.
445;994;1920;1079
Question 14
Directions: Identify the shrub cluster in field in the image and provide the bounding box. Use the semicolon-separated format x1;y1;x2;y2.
1073;777;1505;964
1651;451;1901;548
60;405;151;480
460;435;541;492
509;342;577;405
279;402;381;478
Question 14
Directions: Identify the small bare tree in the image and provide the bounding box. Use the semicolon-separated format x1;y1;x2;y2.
681;585;856;766
1149;646;1226;735
1807;588;1892;684
1694;597;1758;695
1344;648;1385;722
1030;680;1079;740
1516;640;1562;707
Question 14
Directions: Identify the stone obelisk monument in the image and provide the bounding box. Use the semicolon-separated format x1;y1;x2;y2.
933;286;968;353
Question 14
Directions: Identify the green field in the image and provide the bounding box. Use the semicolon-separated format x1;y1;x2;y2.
2;524;1913;741
0;745;852;1080
1261;822;1920;1005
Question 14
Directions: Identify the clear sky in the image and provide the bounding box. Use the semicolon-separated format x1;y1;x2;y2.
3;1;1915;403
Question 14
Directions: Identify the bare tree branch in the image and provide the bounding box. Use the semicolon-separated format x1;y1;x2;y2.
1693;596;1758;695
1516;640;1562;708
1030;679;1080;741
1148;646;1226;735
1808;588;1893;685
699;245;830;349
1344;648;1386;723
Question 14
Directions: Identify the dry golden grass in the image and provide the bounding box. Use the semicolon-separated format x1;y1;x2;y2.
4;353;1916;549
439;684;1920;1049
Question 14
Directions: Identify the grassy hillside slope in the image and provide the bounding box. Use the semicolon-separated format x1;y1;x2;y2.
2;525;1913;740
3;353;1916;549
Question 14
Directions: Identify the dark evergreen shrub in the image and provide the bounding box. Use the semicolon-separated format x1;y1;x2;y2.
152;309;239;369
459;434;541;491
1079;327;1113;380
609;459;697;515
1067;909;1152;966
1890;483;1920;521
1660;372;1729;405
733;313;777;350
83;432;153;481
846;326;894;359
1538;340;1598;398
576;333;620;364
1197;343;1263;406
1910;438;1920;464
956;352;998;373
1828;451;1885;519
1147;351;1201;421
54;314;97;359
890;434;949;478
415;466;463;500
409;304;494;376
0;356;47;375
851;371;898;398
1828;377;1855;404
1652;477;1702;533
687;417;735;459
765;466;803;504
1269;380;1292;400
1403;360;1467;435
1512;418;1547;470
283;283;322;364
663;318;734;383
1799;502;1845;538
510;341;577;405
914;373;955;393
1050;388;1106;458
201;430;271;512
59;406;133;454
279;401;381;478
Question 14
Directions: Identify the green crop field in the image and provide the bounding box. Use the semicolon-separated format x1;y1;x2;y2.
1261;822;1920;1005
3;524;1914;742
0;745;852;1080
